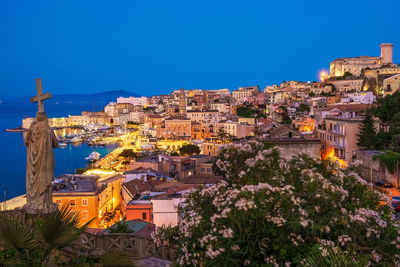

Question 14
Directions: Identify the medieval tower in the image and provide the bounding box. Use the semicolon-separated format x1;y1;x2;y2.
179;87;186;116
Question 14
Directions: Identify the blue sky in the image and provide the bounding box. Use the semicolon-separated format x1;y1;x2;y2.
1;0;399;96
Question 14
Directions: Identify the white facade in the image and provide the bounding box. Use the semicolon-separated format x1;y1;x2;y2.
117;96;148;106
211;103;231;114
341;91;376;104
151;198;184;227
104;102;117;116
129;112;144;123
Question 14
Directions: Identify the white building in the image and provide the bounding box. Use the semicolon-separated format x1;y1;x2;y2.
104;102;117;117
129;112;144;123
151;198;184;227
341;91;376;104
117;96;148;106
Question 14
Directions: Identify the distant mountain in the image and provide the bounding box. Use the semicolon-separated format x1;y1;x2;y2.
0;90;140;104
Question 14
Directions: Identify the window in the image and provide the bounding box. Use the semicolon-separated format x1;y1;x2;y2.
207;168;211;173
201;168;205;172
55;199;62;206
142;212;147;220
69;199;76;206
82;199;88;206
82;210;88;219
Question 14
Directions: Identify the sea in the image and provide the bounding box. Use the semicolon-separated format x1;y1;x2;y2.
0;102;119;199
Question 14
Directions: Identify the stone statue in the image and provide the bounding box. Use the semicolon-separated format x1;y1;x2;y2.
24;79;58;214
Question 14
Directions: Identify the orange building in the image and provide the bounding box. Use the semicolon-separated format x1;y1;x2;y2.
163;116;191;139
126;200;153;223
52;174;101;228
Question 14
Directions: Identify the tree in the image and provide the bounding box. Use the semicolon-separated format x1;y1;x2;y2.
237;104;255;118
109;222;133;233
119;149;137;159
0;206;91;265
0;207;133;266
155;141;400;266
281;107;292;125
309;92;316;97
357;112;377;150
217;128;227;141
344;71;353;77
372;91;400;123
179;144;200;156
296;103;310;113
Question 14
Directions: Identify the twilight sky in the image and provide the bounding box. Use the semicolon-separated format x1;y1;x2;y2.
1;0;400;96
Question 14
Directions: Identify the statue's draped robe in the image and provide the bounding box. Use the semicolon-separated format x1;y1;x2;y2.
25;120;58;211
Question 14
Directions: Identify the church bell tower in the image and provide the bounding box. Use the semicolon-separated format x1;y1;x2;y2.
179;87;186;116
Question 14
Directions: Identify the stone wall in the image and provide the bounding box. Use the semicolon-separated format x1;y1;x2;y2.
81;232;177;261
266;138;321;160
354;150;399;186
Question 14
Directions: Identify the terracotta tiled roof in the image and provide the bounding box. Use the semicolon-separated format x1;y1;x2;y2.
324;104;374;112
123;179;152;196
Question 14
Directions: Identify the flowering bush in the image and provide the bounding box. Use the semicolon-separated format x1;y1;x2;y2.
155;140;400;266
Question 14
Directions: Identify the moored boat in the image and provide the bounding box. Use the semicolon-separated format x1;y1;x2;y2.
85;151;101;162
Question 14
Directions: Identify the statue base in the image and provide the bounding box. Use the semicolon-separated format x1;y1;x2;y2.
23;203;58;215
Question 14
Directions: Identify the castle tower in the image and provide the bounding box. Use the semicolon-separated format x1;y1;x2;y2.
179;87;186;116
381;43;393;64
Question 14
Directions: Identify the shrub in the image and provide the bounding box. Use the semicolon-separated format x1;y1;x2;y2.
156;140;400;266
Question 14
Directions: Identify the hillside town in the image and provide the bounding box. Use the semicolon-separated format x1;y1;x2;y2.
1;43;396;231
2;43;400;265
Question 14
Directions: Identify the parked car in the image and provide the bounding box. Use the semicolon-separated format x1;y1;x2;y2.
391;196;400;211
376;180;393;188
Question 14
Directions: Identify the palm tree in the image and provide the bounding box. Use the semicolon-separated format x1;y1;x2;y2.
0;205;133;266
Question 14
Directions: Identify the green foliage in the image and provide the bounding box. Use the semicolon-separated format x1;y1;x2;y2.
237;103;265;118
153;225;182;248
109;222;133;233
179;144;200;156
0;205;93;266
374;151;400;174
309;92;316;97
75;167;90;174
160;140;400;266
372;91;400;123
303;246;367;267
237;104;256;118
119;149;138;159
376;131;393;150
357;112;377;150
296;103;310;113
344;71;353;77
170;151;180;156
281;107;292;125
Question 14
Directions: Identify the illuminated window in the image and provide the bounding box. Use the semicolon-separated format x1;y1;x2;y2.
55;199;62;206
82;199;88;206
69;199;76;206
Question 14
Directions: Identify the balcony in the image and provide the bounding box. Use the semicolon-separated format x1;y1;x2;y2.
328;129;345;136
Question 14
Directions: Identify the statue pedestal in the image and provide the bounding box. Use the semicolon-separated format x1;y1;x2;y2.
23;203;58;215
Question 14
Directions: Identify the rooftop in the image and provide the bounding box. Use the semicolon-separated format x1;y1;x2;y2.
52;174;99;195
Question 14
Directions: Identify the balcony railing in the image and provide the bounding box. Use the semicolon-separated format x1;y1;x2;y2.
328;129;345;136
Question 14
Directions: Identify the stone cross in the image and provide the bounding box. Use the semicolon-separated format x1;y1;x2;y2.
30;78;51;113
